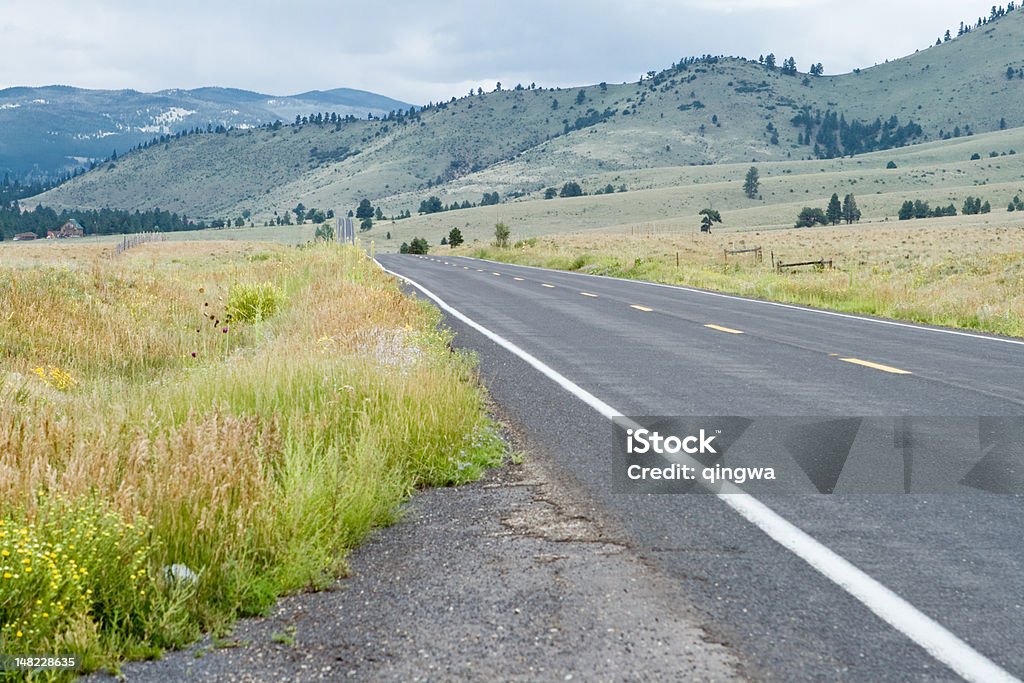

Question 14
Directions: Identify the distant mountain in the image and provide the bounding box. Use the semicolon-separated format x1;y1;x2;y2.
30;5;1024;222
0;85;412;177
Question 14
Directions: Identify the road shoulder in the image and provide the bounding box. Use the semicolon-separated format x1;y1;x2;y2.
96;439;739;681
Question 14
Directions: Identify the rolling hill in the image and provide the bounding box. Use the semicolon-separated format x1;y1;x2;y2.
0;86;411;177
27;5;1024;239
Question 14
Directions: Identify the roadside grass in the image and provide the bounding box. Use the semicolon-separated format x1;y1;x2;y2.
466;223;1024;338
0;241;504;678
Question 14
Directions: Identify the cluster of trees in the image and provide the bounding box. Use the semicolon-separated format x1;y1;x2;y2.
268;203;332;227
354;198;379;230
563;107;616;134
898;200;958;220
0;174;61;204
557;181;582;198
399;237;429;254
961;196;992;215
293;112;361;128
417;192;503;215
795;193;861;227
640;55;726;89
791;109;922;159
896;196;998;220
1008;195;1024;211
542;181;626;200
0;203;196;240
754;54;819;76
939;125;975;140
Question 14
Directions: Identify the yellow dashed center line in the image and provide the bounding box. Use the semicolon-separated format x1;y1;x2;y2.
580;292;598;298
542;283;556;288
630;305;654;312
839;358;912;375
704;324;744;335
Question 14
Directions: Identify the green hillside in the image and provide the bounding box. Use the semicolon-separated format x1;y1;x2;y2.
30;6;1024;230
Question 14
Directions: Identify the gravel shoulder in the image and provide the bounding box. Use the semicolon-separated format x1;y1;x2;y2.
94;426;740;682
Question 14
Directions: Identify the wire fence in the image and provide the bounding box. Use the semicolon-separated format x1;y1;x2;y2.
115;232;167;255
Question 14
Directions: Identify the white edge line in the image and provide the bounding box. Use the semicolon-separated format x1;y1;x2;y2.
374;255;1019;683
464;256;1024;347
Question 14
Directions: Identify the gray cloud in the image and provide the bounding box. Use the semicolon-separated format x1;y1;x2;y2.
0;0;1001;104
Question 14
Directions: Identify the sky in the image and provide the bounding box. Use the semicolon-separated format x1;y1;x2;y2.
0;0;1005;104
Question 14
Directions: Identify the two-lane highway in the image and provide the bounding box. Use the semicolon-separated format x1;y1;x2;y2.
377;253;1024;681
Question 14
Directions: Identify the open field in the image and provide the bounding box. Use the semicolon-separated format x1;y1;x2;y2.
367;126;1024;251
0;241;502;675
0;225;318;261
465;222;1024;338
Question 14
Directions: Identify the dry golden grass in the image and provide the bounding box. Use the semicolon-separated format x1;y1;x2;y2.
469;222;1024;337
0;241;503;669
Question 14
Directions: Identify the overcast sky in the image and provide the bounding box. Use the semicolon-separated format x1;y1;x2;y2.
0;0;1003;104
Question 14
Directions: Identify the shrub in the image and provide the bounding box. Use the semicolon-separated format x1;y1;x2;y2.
227;282;284;323
314;223;333;241
408;237;429;254
493;222;511;248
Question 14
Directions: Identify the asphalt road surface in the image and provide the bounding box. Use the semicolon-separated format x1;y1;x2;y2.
376;253;1024;682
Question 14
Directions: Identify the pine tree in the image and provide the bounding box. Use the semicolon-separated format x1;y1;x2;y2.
826;193;843;225
699;208;722;233
842;194;861;224
743;166;760;199
448;227;464;247
356;198;374;219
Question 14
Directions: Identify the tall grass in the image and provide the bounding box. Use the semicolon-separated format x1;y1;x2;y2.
468;224;1024;337
0;242;503;676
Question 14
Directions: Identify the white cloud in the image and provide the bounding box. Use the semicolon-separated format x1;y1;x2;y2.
0;0;1004;104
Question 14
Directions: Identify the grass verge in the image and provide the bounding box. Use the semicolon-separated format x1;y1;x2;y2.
466;223;1024;337
0;241;504;679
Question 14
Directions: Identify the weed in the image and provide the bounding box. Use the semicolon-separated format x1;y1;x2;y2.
0;243;503;673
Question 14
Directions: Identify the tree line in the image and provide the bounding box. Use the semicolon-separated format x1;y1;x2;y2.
897;196;994;220
935;3;1019;45
0;203;196;241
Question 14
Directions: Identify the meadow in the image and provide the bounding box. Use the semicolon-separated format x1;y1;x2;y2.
467;222;1024;338
0;240;503;677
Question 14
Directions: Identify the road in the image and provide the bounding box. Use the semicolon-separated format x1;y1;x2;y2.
376;252;1024;682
